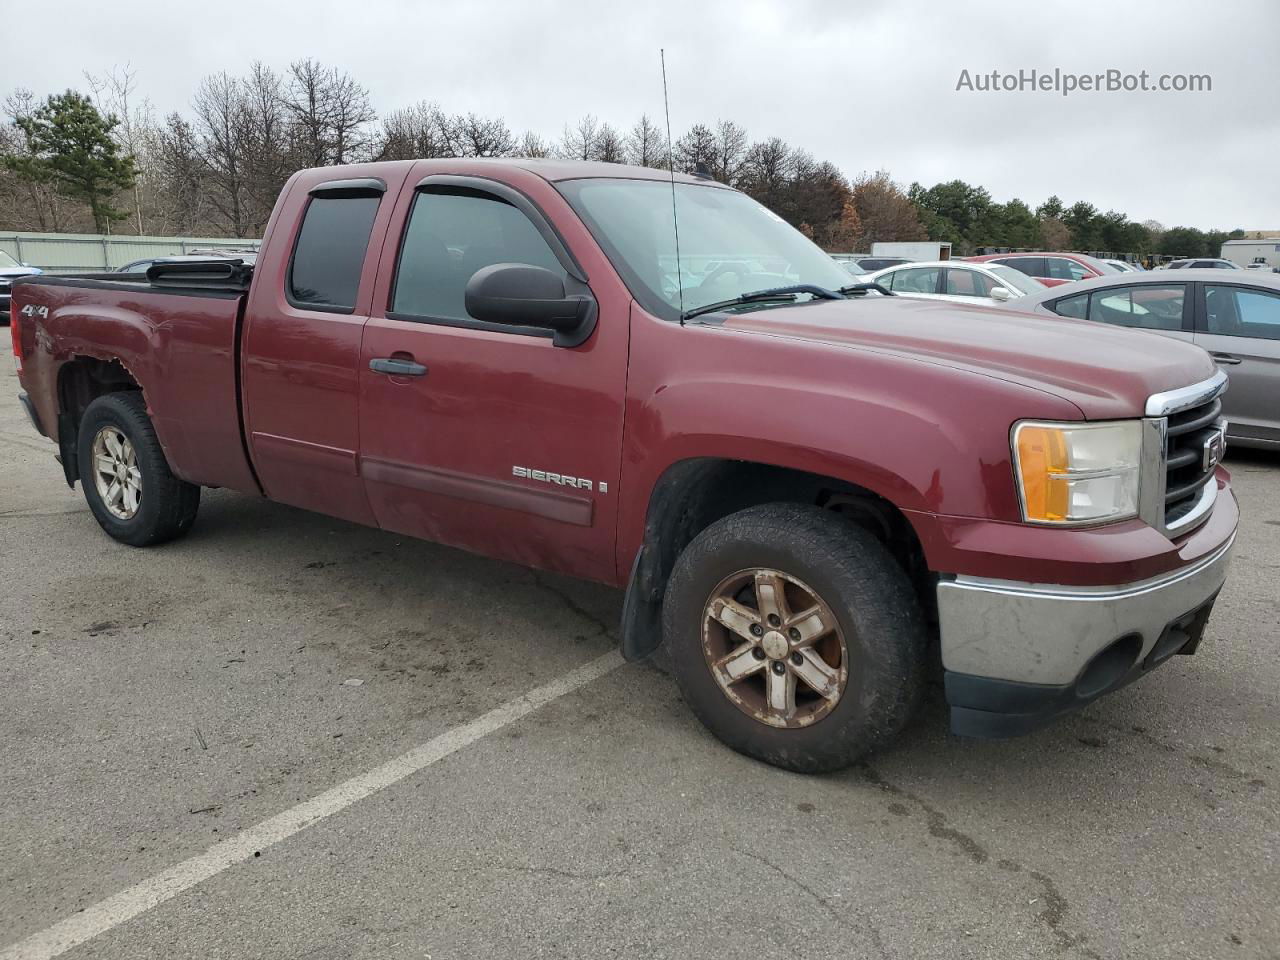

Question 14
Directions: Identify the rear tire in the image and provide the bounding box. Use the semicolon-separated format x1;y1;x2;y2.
77;392;200;547
663;503;926;773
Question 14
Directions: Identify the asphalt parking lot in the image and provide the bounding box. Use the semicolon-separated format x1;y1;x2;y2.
1;362;1277;960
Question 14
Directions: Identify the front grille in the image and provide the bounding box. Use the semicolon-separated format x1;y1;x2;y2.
1163;396;1222;527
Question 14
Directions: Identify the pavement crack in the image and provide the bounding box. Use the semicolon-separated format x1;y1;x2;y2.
529;571;617;642
859;764;989;864
732;846;890;958
733;847;841;921
860;765;1103;958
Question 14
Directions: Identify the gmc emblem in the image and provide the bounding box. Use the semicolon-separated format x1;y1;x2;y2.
1202;428;1226;472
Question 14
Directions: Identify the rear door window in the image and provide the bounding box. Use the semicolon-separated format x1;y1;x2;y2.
943;268;996;297
289;193;382;312
1046;257;1090;281
1087;284;1187;330
1205;285;1280;340
996;256;1045;278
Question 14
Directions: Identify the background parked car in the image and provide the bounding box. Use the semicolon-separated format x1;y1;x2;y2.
867;260;1045;305
1103;259;1144;273
1166;258;1241;270
831;255;913;278
114;252;258;274
1011;269;1280;448
0;248;42;323
963;251;1120;287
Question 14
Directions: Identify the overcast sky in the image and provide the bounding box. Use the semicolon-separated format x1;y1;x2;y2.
8;0;1277;229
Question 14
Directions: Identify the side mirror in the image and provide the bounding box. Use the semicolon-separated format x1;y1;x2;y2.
990;286;1012;302
464;263;596;347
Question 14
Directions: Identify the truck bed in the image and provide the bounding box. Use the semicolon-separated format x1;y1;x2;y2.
13;273;261;496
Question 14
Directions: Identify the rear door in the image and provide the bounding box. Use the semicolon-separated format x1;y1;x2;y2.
357;171;630;582
242;173;405;526
1195;282;1280;444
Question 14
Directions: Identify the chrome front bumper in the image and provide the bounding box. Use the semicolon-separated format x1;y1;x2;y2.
937;532;1234;687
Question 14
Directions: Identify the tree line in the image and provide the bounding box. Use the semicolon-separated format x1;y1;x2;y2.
0;61;1242;259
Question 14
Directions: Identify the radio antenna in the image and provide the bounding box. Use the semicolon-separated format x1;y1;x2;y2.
660;49;685;324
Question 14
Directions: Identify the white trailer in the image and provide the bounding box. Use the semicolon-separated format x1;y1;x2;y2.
870;241;952;261
1221;237;1280;269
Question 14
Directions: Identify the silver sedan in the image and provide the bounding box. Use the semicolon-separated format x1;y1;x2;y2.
1009;269;1280;449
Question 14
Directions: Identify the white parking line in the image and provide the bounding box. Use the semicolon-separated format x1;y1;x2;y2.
1;650;626;960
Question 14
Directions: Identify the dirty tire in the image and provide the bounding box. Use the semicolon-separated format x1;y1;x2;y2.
663;503;926;773
77;391;200;547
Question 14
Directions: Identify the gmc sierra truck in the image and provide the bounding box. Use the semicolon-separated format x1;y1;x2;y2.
11;159;1237;772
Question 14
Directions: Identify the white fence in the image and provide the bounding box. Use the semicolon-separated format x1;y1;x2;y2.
0;232;261;274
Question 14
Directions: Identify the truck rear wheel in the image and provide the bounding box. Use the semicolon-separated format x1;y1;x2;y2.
662;503;926;773
77;392;200;547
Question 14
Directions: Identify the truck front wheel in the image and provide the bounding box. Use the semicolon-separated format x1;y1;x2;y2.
77;392;200;547
662;503;926;773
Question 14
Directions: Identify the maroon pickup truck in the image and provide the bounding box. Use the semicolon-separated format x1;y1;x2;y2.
10;159;1237;772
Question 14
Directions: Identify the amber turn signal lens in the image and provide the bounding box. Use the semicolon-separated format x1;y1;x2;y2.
1016;425;1071;522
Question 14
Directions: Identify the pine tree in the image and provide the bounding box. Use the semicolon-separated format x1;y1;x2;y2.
3;91;136;232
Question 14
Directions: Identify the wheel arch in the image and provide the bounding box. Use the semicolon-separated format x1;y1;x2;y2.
619;456;932;661
55;355;143;487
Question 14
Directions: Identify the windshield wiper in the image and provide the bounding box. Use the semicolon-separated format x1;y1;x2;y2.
837;281;895;297
681;284;845;321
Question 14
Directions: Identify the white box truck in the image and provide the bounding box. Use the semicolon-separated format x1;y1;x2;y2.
871;241;952;261
1221;237;1280;270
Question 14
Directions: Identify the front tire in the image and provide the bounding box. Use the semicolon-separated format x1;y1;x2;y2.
77;391;200;547
663;503;926;773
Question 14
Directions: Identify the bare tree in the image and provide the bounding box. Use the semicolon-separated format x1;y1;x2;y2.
559;114;602;160
85;64;153;233
192;72;253;236
284;58;376;166
240;63;293;231
444;112;515;157
517;130;550;158
594;122;626;163
739;137;793;210
377;101;451;160
625;114;667;168
153;113;207;234
710;120;748;184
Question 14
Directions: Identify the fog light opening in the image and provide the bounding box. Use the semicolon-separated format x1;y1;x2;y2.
1075;634;1142;699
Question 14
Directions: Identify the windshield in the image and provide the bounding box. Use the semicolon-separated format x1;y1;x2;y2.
0;249;19;268
989;265;1045;295
557;178;852;319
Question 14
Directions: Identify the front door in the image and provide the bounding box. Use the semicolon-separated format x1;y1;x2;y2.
1196;282;1280;445
357;174;629;583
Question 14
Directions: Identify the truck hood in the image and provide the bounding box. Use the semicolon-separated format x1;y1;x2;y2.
715;296;1218;419
0;266;42;279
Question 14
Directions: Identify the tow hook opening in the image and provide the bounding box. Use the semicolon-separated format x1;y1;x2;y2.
1075;634;1142;700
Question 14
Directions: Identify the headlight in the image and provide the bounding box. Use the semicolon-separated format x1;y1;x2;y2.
1012;420;1142;525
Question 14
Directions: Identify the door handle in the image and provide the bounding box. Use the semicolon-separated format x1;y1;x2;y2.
370;357;428;377
1210;353;1242;365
